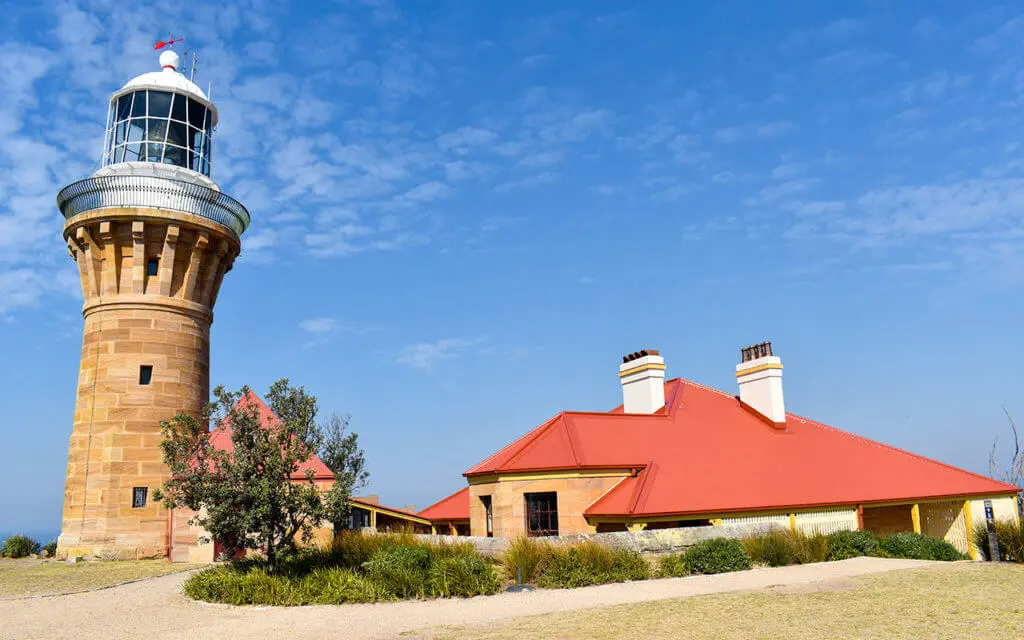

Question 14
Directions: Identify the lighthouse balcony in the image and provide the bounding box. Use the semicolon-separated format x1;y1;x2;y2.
57;173;250;237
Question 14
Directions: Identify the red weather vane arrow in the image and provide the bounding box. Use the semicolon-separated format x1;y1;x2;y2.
154;36;183;50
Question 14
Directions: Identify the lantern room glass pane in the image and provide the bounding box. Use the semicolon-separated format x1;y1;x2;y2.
114;121;128;145
122;143;141;162
148;91;172;118
116;95;132;121
130;91;147;118
188;101;206;130
171;93;187;122
127;119;145;144
164;144;187;167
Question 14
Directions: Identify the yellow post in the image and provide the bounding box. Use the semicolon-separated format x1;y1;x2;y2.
628;523;647;531
430;525;437;535
710;519;723;526
789;513;797;534
963;500;978;560
370;509;377;530
911;504;921;534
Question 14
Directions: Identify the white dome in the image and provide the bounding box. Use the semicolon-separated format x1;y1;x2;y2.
121;69;210;102
159;49;180;71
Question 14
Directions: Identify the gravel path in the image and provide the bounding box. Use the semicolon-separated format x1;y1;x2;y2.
0;557;940;640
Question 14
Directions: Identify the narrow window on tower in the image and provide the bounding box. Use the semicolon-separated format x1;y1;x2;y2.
132;487;148;508
147;258;159;277
139;365;153;385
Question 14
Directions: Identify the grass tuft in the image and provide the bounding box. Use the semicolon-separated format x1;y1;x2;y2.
973;519;1024;562
536;541;649;588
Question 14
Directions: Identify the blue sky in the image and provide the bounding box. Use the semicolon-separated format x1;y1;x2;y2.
2;0;1024;538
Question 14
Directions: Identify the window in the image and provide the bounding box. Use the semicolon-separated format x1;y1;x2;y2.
525;492;558;536
139;365;153;385
146;258;159;277
132;487;148;508
480;495;494;538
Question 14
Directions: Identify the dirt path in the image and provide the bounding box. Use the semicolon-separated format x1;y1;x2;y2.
0;557;941;640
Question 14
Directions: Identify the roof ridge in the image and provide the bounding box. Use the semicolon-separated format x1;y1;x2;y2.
464;412;564;475
563;414;583;467
503;414;566;470
627;461;658;514
677;377;737;399
790;412;1020;492
584;473;635;516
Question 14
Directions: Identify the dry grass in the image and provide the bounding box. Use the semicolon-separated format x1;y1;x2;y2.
0;559;202;598
420;563;1024;640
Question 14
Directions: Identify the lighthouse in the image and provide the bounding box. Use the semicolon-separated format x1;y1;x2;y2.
55;46;249;559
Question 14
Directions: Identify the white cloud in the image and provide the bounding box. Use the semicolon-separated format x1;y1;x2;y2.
771;163;806;180
396;338;477;372
300;317;340;333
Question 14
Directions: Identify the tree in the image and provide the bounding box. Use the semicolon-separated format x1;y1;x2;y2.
155;379;350;568
989;404;1024;491
319;412;370;497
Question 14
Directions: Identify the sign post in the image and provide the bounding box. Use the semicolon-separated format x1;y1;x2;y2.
984;500;1000;562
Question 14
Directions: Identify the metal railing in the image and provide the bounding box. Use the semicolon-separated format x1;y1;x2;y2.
56;175;250;236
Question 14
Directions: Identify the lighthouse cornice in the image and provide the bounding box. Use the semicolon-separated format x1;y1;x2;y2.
57;174;250;238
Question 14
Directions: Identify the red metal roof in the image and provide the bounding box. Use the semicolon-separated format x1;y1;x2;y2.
348;497;430;522
465;379;1018;518
209;390;334;481
418;487;470;522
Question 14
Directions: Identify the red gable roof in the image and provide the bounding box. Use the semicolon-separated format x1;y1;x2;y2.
466;379;1018;518
209;390;334;482
418;487;470;522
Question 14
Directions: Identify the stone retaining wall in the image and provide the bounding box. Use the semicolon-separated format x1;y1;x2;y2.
416;521;785;557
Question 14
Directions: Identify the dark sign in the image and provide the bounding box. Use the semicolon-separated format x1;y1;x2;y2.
984;500;1000;562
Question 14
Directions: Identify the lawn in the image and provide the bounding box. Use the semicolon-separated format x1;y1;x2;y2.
421;563;1024;640
0;559;203;598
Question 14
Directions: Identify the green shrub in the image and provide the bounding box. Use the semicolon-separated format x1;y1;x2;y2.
501;537;552;584
184;566;302;605
185;533;500;605
40;541;58;558
974;520;1024;562
537;541;649;588
826;530;877;560
656;553;689;578
427;554;502;597
296;567;385;604
682;538;752;575
1;535;40;558
742;531;797;567
323;530;412;570
364;545;431;599
878;533;965;561
791;531;829;564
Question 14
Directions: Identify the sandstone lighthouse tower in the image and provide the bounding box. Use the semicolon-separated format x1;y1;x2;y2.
56;44;249;559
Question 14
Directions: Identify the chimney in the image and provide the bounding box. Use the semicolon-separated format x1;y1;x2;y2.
619;349;666;414
736;341;785;425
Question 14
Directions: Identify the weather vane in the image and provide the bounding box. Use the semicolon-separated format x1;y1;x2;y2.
154;34;183;51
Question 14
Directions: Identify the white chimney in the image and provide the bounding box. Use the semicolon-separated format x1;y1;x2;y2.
736;341;785;425
619;349;666;414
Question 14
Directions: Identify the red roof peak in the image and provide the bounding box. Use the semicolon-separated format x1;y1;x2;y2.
418;487;470;521
210;389;334;482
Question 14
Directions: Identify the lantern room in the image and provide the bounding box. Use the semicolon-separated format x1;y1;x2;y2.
102;50;216;177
